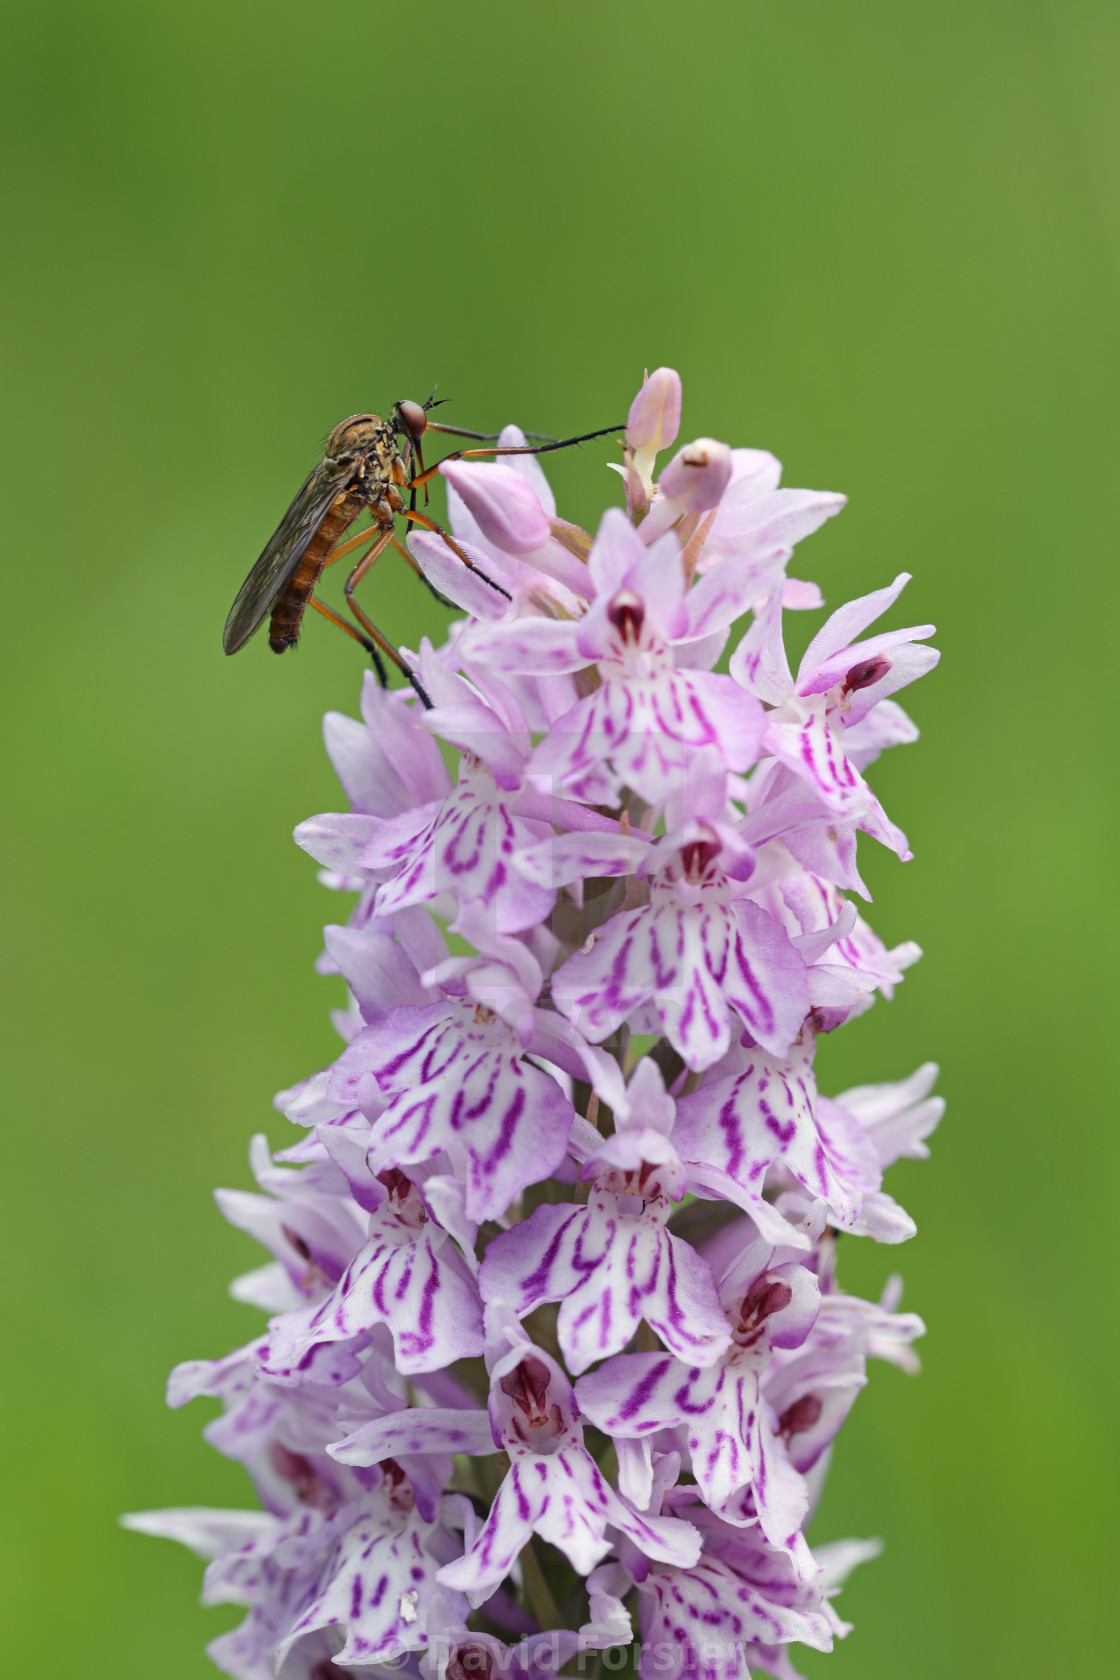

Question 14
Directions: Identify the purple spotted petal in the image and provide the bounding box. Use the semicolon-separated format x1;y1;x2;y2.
333;1001;576;1222
323;673;452;819
762;699;874;816
575;1348;811;1571
672;1037;864;1229
529;670;765;806
331;1408;497;1464
633;1522;833;1680
367;767;555;935
437;1441;700;1605
259;1177;483;1377
196;1505;343;1674
553;886;808;1070
514;829;652;889
479;1190;731;1373
275;1502;452;1670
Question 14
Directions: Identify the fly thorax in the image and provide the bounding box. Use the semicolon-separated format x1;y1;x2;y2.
325;414;385;455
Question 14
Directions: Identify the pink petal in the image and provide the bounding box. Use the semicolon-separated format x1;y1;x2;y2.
408;530;515;620
799;572;912;674
439;459;551;555
657;437;733;513
466;618;587;675
673;1036;862;1229
588;505;648;600
331;1407;496;1463
705;485;845;565
324;674;450;817
796;623;936;697
294;810;381;870
728;586;794;705
261;1203;484;1377
627;368;682;453
344;1003;575;1222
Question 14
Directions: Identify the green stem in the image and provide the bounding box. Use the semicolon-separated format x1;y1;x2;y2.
520;1539;565;1630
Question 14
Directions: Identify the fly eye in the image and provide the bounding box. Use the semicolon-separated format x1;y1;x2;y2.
397;399;428;442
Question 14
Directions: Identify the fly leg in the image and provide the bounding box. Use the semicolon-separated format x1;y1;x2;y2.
390;533;454;607
341;528;433;707
307;596;388;686
313;520;432;702
308;524;393;684
321;522;386;570
322;518;446;602
399;507;512;601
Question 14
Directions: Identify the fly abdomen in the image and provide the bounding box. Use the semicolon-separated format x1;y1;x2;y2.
269;490;368;653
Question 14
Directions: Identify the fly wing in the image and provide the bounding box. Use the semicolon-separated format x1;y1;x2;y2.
222;456;360;654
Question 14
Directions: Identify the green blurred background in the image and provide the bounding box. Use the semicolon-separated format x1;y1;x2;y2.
2;0;1116;1672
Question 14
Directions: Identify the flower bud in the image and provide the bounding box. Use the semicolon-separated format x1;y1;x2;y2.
439;459;551;555
626;366;682;454
657;436;733;514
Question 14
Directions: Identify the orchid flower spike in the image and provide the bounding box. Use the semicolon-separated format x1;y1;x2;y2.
126;368;941;1680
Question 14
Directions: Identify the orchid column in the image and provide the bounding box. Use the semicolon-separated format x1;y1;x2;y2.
126;369;942;1680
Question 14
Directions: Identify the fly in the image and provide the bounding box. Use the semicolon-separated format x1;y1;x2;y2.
222;396;623;706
